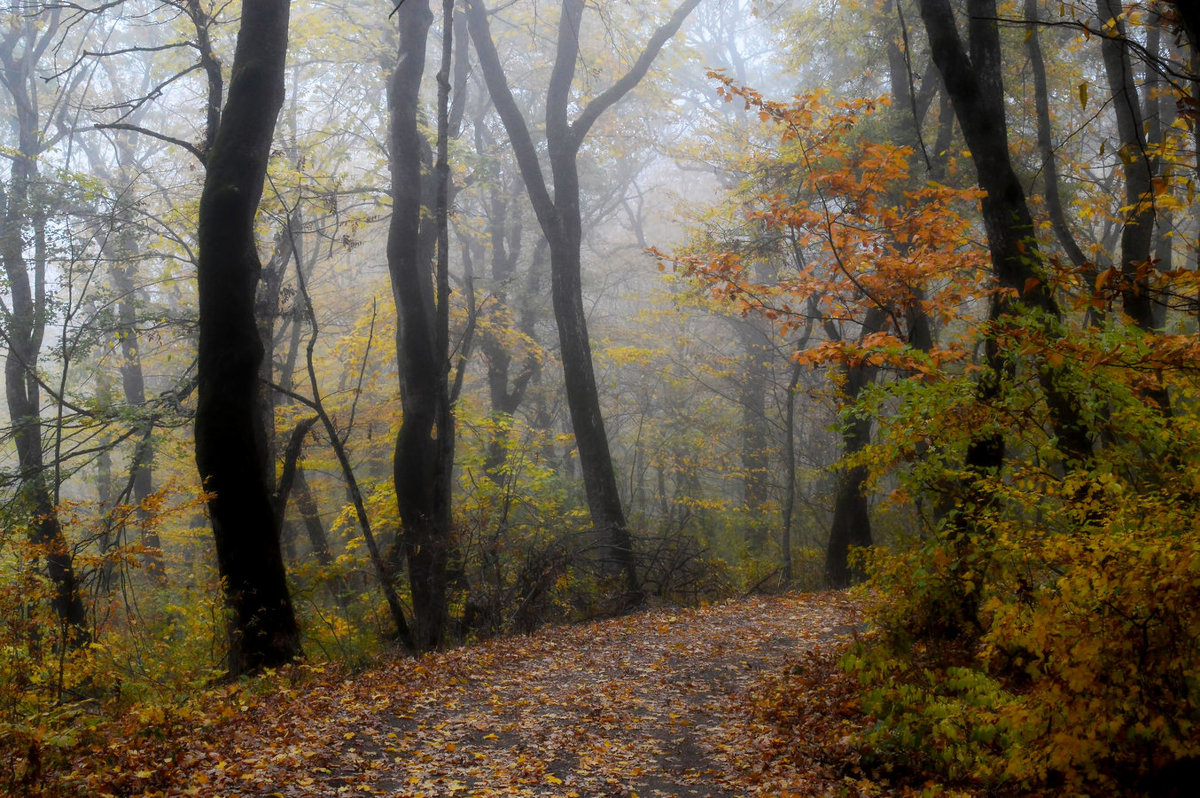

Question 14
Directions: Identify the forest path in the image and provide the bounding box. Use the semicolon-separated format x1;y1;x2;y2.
319;591;861;797
71;592;864;797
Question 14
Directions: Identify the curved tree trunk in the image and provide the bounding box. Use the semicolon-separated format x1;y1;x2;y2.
920;0;1092;468
1096;0;1160;336
195;0;300;676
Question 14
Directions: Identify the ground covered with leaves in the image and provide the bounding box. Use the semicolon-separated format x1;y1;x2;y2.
32;591;889;797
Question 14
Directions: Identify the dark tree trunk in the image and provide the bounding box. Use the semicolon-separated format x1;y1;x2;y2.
1146;25;1178;331
388;0;455;650
824;308;887;588
1097;0;1160;336
293;467;334;569
920;0;1092;469
194;0;301;676
1169;1;1200;59
467;0;702;599
1026;0;1091;275
919;0;1097;631
825;462;872;589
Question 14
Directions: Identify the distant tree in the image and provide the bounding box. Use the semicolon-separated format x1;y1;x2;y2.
1095;0;1160;337
0;7;89;647
466;0;702;599
194;0;301;675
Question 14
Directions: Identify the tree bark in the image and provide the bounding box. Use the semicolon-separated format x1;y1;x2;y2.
825;308;887;588
919;0;1092;468
1168;1;1200;58
1025;0;1092;276
388;0;456;650
194;0;301;676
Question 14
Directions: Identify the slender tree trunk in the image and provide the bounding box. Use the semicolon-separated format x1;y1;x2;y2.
476;134;539;477
824;308;887;588
0;11;88;648
109;221;163;577
920;0;1092;468
919;0;1095;629
780;306;818;583
194;0;300;676
1026;0;1092;274
467;0;702;600
734;319;771;552
780;358;801;583
1097;0;1160;335
388;0;456;650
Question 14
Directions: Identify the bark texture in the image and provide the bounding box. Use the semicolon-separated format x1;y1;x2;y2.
1097;0;1159;333
824;308;887;588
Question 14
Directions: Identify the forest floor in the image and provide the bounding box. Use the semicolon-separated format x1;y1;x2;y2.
57;591;887;797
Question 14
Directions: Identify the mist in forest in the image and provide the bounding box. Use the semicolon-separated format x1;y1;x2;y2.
1;1;1199;794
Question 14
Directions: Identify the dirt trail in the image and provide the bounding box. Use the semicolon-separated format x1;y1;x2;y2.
312;592;861;797
73;592;862;797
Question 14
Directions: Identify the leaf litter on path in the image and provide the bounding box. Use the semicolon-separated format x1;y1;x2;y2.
62;591;867;797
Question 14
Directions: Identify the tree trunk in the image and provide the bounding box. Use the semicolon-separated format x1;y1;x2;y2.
1096;0;1160;335
0;11;89;648
919;0;1098;630
824;309;886;588
920;0;1092;469
194;0;301;676
734;319;771;552
1025;0;1091;274
109;220;163;577
1168;1;1200;62
388;0;455;650
475;128;540;477
467;0;702;599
